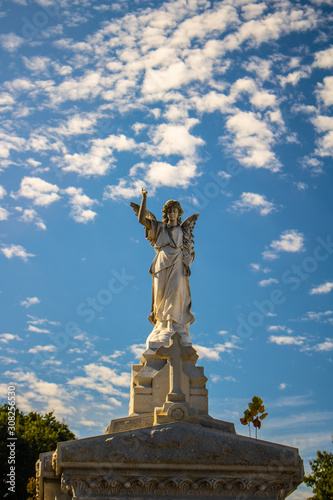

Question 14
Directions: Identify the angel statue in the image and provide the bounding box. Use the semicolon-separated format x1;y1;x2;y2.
130;188;199;347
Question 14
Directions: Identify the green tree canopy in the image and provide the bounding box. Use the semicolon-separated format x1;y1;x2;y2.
304;449;333;500
0;403;75;499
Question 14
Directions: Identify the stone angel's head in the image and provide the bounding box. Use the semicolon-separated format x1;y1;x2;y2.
162;200;184;225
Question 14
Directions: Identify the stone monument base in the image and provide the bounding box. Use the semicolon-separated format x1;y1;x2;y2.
37;413;303;500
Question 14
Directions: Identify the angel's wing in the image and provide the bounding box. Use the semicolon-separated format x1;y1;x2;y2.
130;202;157;221
181;213;199;231
181;213;199;266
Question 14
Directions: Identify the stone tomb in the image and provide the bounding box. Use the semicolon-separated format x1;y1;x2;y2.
37;333;304;500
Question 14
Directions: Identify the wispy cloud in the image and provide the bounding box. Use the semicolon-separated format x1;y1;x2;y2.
64;186;98;223
13;177;60;206
0;33;25;52
314;339;333;351
1;244;35;261
28;325;50;334
20;297;40;308
194;337;241;361
18;209;47;231
262;230;304;260
2;369;75;417
267;325;293;333
309;281;333;295
258;278;279;287
0;333;22;343
231;192;277;215
68;363;131;397
313;45;333;69
268;335;305;346
28;345;57;354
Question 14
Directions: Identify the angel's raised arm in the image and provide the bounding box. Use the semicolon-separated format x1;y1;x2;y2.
130;189;156;229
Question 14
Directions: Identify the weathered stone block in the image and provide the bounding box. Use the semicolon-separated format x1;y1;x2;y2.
39;419;303;499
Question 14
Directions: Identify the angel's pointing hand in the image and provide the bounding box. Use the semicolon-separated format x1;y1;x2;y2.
142;188;148;197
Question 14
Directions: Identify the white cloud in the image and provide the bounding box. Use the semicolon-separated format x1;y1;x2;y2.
149;122;204;158
56;113;98;136
317;76;333;106
262;250;280;261
0;207;9;221
262;230;304;260
19;208;47;230
0;92;15;110
14;177;61;206
244;57;272;81
1;244;35;261
20;297;40;308
2;369;75;417
279;383;288;390
250;263;271;273
5;78;35;93
223;111;280;171
231;192;276;215
0;131;26;160
129;343;146;358
0;33;25;52
104;178;144;201
61;135;136;177
258;278;279;287
78;417;99;427
194;344;221;361
223;6;317;51
311;115;333;158
192;90;234;114
27;315;60;327
267;325;293;334
301;155;324;174
309;281;333;295
241;3;267;21
314;339;333;351
47;71;102;106
0;186;7;198
28;345;57;354
270;229;304;255
229;77;277;110
28;325;50;334
0;356;18;364
0;333;22;343
146;159;198;188
64;186;98;223
68;363;130;397
294;182;308;191
313;45;333;69
23;54;50;72
279;68;311;87
194;338;240;360
104;157;199;201
99;350;125;363
269;335;305;346
304;311;333;322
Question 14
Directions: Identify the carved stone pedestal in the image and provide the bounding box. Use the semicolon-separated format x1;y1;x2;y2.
37;416;303;500
37;334;304;499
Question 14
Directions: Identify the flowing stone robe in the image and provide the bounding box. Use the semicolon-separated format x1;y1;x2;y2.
146;220;194;332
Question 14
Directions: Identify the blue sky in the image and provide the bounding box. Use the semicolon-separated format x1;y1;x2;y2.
0;0;333;496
